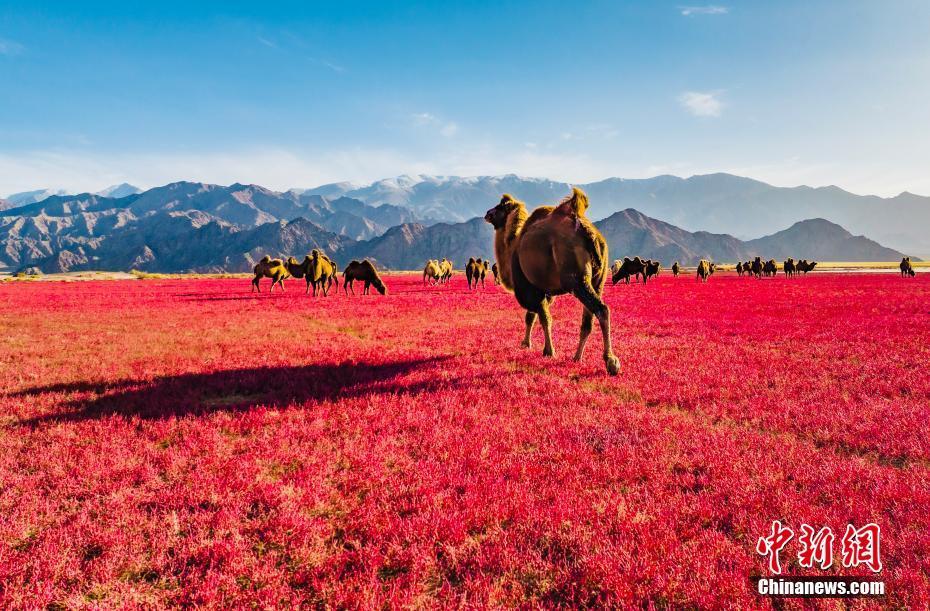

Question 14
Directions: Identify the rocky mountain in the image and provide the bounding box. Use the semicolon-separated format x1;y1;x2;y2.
743;218;905;262
342;218;494;270
1;179;913;273
0;182;426;271
594;209;909;265
0;198;11;212
301;173;930;255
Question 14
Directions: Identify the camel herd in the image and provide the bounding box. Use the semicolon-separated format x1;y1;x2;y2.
251;251;386;295
251;188;917;376
464;258;491;289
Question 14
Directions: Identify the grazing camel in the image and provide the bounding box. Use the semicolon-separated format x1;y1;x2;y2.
900;257;916;277
491;262;501;285
672;261;680;277
343;260;387;295
423;260;442;285
696;259;712;282
252;256;290;293
484;188;619;376
612;256;647;285
465;257;479;289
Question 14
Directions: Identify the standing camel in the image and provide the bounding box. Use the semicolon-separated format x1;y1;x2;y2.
484;188;619;376
252;256;289;293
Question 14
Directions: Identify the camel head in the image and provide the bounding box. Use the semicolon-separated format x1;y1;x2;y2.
484;194;524;229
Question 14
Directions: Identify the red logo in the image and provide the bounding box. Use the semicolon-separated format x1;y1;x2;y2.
757;521;881;574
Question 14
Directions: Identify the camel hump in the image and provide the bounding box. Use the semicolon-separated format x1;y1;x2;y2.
554;187;590;218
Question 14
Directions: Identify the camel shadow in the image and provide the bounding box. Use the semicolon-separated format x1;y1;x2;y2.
12;356;452;427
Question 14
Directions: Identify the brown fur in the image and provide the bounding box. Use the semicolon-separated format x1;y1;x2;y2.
671;261;680;277
343;259;387;295
491;262;500;285
252;256;290;293
484;188;619;376
900;257;915;277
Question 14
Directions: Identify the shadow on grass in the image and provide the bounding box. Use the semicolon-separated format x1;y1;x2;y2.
12;356;452;426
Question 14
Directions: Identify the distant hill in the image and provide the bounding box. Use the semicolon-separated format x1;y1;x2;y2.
5;188;69;207
593;209;909;265
743;218;905;261
1;180;913;273
96;183;142;198
299;173;930;255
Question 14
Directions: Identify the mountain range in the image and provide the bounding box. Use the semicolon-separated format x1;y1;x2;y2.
298;173;930;256
0;177;911;274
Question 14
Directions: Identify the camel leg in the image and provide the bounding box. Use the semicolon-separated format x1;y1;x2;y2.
522;311;536;348
539;300;554;357
572;282;620;376
252;277;260;292
305;279;311;295
573;308;594;362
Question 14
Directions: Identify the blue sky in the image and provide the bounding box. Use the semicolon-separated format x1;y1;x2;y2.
1;0;929;195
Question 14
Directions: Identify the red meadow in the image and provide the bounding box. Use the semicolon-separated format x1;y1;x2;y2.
0;272;928;607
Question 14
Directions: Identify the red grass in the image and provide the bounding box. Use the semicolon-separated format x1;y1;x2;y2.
1;272;928;607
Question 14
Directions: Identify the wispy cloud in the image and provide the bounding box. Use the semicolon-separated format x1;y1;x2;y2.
256;36;279;50
309;57;345;73
679;91;724;117
411;112;459;137
0;37;25;56
679;5;728;16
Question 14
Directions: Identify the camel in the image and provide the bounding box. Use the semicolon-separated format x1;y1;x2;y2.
491;262;501;285
252;256;290;293
763;259;778;277
306;250;338;296
900;257;915;277
612;256;647;285
484;188;619;376
643;259;661;283
750;257;763;278
423;260;442;285
696;259;715;282
465;257;479;289
343;260;387;295
672;261;680;277
736;261;744;277
479;259;490;287
438;258;453;283
783;258;796;278
796;260;818;274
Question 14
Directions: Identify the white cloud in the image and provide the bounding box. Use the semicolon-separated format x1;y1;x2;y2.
0;38;24;56
679;91;724;117
679;5;728;16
